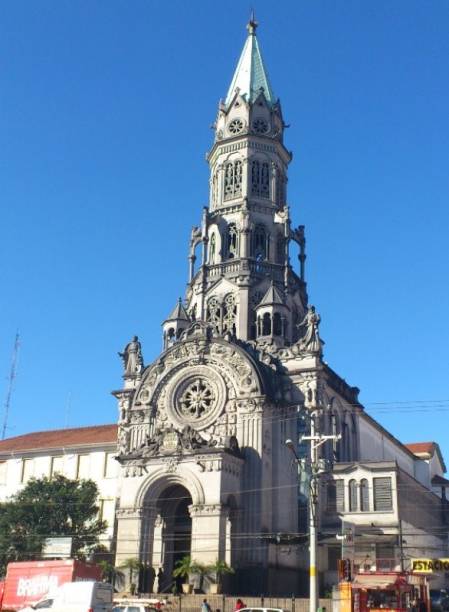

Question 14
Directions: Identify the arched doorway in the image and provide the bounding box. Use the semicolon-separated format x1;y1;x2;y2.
153;484;193;592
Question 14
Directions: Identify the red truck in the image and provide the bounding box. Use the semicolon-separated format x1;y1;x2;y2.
0;559;102;611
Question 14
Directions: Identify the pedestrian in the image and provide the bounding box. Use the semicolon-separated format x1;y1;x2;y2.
235;599;246;611
201;599;212;612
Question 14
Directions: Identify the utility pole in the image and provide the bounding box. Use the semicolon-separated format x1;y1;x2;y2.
2;332;20;440
287;408;340;612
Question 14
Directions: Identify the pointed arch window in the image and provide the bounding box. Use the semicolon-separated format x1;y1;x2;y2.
224;160;242;201
349;479;358;512
262;312;272;336
273;312;283;336
226;223;238;259
276;168;286;206
251;160;270;199
206;297;221;335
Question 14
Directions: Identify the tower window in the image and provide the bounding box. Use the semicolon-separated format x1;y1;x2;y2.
209;233;216;264
224;161;242;201
273;312;282;336
226;223;238;259
252;225;267;260
262;312;271;336
206;297;221;335
222;293;237;335
276;168;286;206
251;160;270;199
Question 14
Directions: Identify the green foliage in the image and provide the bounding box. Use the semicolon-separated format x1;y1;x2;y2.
172;555;206;580
208;559;234;580
0;474;106;576
118;557;143;585
98;560;125;587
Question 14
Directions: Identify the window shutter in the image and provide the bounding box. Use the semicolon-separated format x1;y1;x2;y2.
336;479;345;512
373;477;393;511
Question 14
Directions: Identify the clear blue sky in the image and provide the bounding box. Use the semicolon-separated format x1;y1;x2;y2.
1;2;449;463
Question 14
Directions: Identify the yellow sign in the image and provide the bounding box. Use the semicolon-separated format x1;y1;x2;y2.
412;559;449;573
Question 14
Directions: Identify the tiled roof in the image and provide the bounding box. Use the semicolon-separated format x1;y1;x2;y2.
405;441;446;472
0;424;117;454
405;442;436;455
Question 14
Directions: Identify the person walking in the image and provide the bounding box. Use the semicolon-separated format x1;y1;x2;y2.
201;599;212;612
235;599;246;611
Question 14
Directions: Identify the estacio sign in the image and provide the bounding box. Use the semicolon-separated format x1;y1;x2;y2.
412;559;449;573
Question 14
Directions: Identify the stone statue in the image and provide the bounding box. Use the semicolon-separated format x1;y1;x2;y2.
297;305;322;353
140;428;164;457
118;426;130;455
181;425;207;450
118;336;144;376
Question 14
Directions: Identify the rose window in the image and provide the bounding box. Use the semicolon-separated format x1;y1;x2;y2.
253;118;269;134
228;118;244;135
179;378;216;419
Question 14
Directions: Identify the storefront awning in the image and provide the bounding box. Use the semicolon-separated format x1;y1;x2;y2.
352;575;407;589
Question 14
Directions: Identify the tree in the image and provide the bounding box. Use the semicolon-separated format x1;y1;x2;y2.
173;555;207;591
0;474;106;576
98;560;125;588
207;559;234;591
118;558;144;593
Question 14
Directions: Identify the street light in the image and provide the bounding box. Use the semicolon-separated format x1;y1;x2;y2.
286;426;340;612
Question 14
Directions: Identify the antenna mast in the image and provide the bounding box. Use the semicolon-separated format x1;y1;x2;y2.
2;332;20;440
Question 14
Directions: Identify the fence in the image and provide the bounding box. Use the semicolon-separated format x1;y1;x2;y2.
137;595;332;612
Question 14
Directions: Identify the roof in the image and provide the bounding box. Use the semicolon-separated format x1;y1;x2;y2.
0;424;117;454
405;441;446;472
258;282;286;307
225;19;276;107
165;298;189;322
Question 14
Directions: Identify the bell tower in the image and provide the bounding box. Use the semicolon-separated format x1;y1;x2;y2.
164;17;308;347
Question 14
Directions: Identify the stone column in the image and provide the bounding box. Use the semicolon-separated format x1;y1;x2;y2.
189;504;229;564
115;508;144;565
151;513;165;570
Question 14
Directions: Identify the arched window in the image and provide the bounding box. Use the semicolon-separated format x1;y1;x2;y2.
252;225;267;260
262;312;271;336
212;172;219;207
209;233;216;264
251;160;270;199
226;223;238;259
166;328;176;348
222;293;237;335
273;312;282;336
224;161;242;201
206;297;221;335
360;479;369;511
349;479;358;512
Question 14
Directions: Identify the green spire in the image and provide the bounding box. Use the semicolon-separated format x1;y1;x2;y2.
225;16;276;107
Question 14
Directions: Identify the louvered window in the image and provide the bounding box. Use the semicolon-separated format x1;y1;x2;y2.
349;479;358;511
373;477;393;511
336;479;345;512
360;478;369;511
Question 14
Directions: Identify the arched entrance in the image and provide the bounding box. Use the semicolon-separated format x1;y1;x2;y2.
152;484;193;592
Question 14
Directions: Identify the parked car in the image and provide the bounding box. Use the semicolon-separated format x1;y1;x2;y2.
239;608;285;612
19;580;113;612
112;606;159;612
430;590;449;612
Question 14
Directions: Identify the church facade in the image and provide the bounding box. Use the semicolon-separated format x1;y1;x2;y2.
110;19;449;595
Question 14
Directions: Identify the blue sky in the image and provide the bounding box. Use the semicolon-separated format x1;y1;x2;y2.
1;1;449;463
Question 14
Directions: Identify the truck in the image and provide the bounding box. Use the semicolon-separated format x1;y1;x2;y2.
0;559;102;611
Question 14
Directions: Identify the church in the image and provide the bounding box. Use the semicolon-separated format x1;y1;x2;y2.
0;19;447;597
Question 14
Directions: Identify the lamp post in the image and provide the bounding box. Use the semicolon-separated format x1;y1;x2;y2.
286;416;340;612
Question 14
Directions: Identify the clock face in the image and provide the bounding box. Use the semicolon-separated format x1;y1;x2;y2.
253;118;269;134
228;118;244;135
